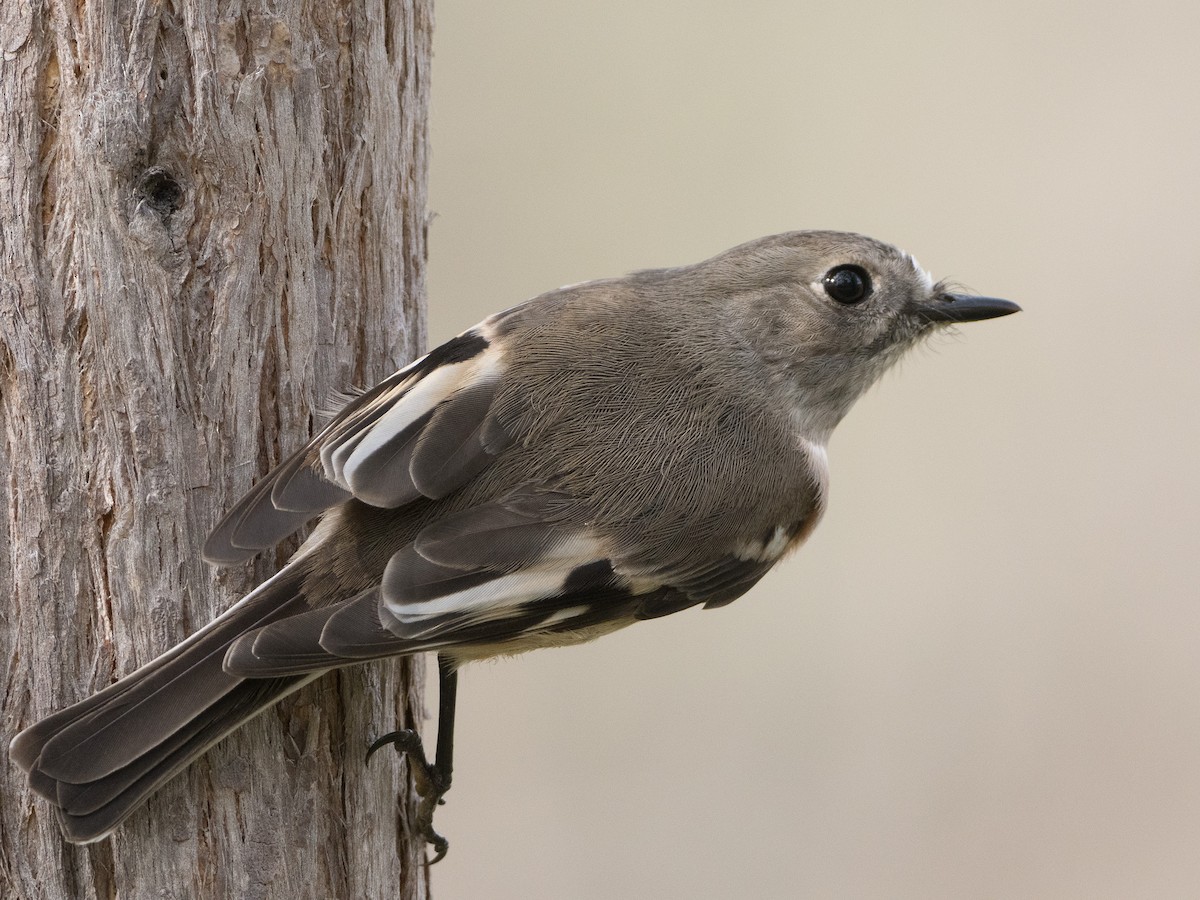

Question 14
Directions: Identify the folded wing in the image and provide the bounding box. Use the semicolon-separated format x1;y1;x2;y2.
203;329;511;565
224;491;780;675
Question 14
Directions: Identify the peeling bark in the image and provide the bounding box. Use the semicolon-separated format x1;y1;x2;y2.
1;2;434;897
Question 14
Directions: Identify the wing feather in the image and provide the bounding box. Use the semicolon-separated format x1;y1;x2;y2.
202;330;499;566
223;513;778;676
410;379;511;498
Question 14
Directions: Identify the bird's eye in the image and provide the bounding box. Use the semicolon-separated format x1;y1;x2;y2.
822;265;872;305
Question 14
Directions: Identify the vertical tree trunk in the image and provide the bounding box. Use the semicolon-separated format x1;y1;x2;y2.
1;2;433;897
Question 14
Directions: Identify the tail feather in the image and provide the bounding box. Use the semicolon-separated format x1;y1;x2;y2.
35;652;242;782
53;674;316;843
10;567;322;843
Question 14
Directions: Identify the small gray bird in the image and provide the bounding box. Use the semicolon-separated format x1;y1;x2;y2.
10;231;1018;856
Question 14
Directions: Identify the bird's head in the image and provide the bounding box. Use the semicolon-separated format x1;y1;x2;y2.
693;230;1020;441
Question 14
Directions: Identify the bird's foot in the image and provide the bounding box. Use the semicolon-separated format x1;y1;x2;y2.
368;729;452;863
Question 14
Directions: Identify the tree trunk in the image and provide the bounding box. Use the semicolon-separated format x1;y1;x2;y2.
1;2;433;897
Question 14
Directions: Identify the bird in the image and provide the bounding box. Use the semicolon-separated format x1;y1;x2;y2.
10;230;1019;858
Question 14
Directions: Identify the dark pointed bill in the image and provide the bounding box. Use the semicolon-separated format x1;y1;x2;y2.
918;293;1021;323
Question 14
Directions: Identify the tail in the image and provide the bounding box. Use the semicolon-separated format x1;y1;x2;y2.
9;567;320;843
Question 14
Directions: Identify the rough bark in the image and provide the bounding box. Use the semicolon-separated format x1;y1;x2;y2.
1;1;433;897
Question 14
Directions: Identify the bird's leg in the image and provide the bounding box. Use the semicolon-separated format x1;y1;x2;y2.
368;653;459;863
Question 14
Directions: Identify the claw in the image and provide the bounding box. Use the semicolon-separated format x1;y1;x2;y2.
368;728;452;863
367;656;459;864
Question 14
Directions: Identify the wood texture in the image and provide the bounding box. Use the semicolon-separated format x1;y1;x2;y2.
0;1;434;897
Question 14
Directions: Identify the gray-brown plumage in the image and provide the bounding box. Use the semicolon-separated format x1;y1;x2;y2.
10;230;1019;848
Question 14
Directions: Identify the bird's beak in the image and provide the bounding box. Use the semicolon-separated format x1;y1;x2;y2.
917;293;1021;323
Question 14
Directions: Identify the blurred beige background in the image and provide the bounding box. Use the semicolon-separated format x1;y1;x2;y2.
422;2;1200;897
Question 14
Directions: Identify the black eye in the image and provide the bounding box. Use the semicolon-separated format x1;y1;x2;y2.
822;265;872;305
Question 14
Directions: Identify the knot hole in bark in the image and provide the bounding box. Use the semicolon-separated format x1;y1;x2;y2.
134;167;184;221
